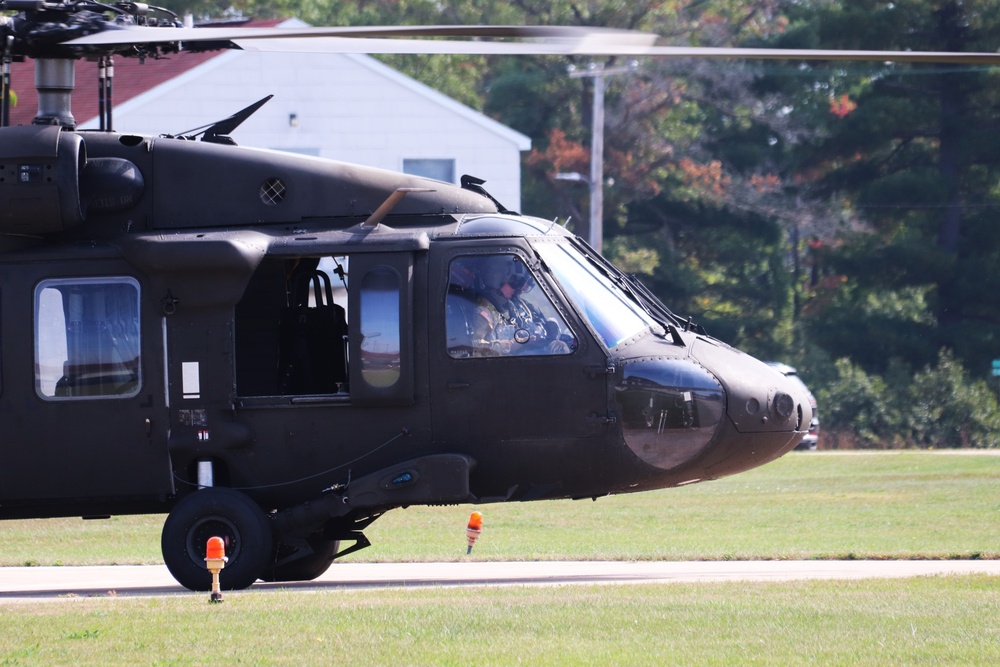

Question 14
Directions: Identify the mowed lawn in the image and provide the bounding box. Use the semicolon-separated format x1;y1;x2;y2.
1;450;997;565
1;451;998;666
1;576;998;666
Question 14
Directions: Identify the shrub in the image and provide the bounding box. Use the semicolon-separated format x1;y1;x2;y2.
905;350;1000;448
815;350;1000;448
817;358;904;448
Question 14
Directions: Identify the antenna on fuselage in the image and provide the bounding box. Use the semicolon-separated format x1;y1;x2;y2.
174;95;274;145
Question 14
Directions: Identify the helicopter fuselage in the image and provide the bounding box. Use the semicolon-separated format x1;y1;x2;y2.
0;124;810;588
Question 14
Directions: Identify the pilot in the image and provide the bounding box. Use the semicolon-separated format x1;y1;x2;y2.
507;265;573;355
471;256;573;357
470;256;521;357
507;266;547;338
446;259;480;358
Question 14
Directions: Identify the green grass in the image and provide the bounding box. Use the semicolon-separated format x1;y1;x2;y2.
2;451;999;665
2;451;997;566
1;576;998;666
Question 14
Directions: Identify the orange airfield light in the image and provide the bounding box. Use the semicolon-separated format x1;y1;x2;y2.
466;511;483;555
205;536;228;603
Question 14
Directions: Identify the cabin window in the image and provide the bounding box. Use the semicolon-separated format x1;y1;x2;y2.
347;254;414;406
35;277;141;399
359;268;401;389
446;254;576;359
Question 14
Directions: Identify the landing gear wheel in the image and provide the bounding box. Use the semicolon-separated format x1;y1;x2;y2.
161;487;274;591
262;539;340;582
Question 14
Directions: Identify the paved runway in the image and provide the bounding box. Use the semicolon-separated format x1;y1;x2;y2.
1;559;998;602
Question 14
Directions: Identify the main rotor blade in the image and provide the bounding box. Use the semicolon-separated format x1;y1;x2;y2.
61;24;1000;64
230;37;1000;64
643;45;1000;65
229;34;658;55
64;24;657;48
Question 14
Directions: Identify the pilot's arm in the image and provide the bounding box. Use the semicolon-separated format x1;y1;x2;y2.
472;301;514;356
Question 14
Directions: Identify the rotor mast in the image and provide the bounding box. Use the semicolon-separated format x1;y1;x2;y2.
0;0;183;129
34;58;76;127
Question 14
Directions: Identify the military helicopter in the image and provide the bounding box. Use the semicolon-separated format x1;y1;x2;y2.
1;1;996;592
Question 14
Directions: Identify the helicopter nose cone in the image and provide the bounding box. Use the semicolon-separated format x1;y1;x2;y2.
692;339;812;437
690;339;813;476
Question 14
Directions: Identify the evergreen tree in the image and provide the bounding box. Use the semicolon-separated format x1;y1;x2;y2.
771;0;1000;380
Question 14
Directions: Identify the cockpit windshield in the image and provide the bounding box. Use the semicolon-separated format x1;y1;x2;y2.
534;243;660;349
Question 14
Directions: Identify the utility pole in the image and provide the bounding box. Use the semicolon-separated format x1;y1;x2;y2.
567;61;637;253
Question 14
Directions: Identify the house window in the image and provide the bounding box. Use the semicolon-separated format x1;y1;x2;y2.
403;158;455;183
35;277;141;399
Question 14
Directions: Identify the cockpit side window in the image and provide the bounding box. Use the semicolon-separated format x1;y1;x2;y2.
446;254;576;359
35;277;141;400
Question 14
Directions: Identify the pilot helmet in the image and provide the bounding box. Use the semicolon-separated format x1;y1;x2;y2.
507;258;534;294
481;255;514;290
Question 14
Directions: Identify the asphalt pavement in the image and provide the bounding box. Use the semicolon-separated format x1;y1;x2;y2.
1;559;998;602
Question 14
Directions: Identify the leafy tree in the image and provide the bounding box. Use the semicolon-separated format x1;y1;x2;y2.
906;349;1000;448
817;357;906;448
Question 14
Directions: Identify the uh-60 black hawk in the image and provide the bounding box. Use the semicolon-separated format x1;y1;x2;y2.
1;2;995;591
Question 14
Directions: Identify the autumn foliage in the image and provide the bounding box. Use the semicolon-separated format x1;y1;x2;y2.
828;94;857;118
526;128;589;175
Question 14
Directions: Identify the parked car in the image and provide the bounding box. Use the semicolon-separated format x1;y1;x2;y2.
766;362;819;450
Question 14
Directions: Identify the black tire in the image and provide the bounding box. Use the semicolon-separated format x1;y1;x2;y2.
161;487;274;591
261;539;340;582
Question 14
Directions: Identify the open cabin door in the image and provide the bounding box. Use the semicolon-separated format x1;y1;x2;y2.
226;250;434;508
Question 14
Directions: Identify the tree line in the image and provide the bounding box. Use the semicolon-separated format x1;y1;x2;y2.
156;0;1000;447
